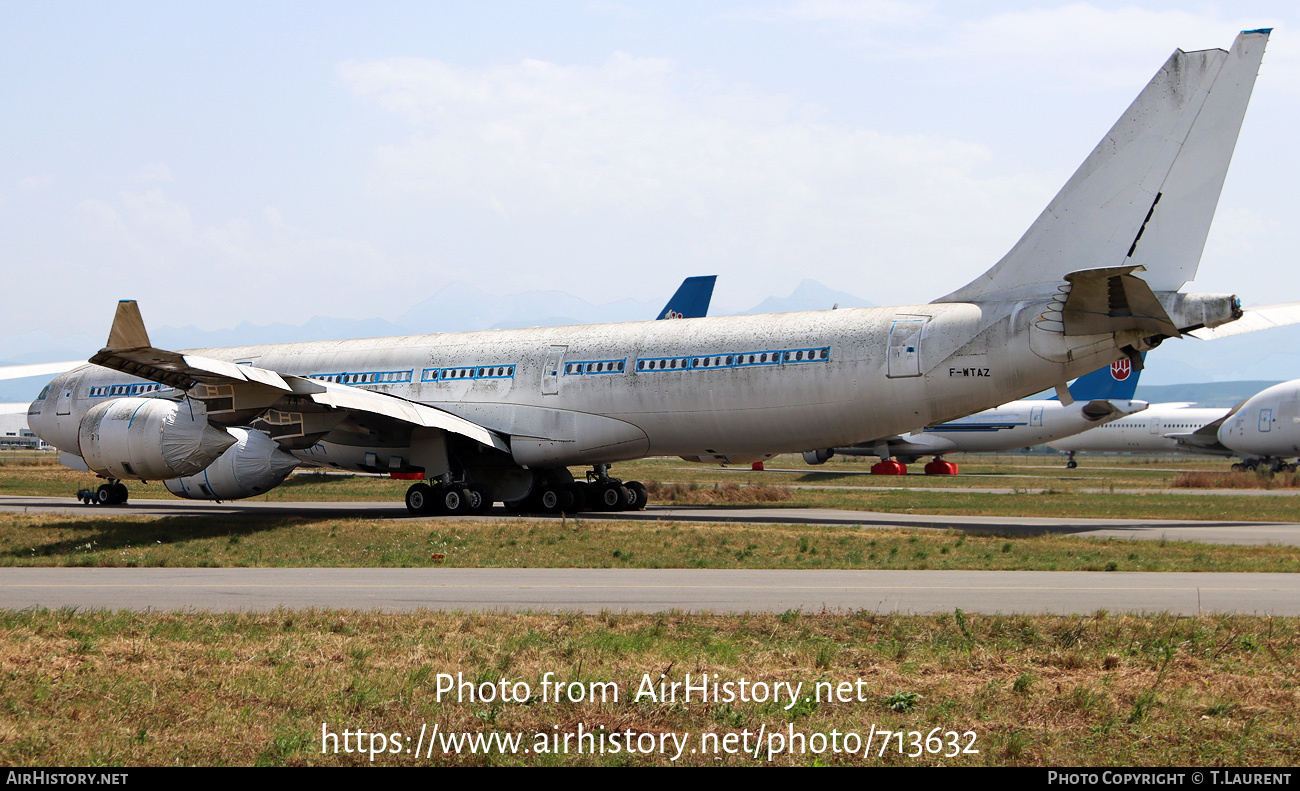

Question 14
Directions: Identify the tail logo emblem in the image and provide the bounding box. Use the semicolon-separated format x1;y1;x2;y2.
1111;359;1132;381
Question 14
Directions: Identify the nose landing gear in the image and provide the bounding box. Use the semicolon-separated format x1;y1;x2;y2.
79;480;128;505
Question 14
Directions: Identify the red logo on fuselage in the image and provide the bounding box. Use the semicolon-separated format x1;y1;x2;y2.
1111;359;1132;380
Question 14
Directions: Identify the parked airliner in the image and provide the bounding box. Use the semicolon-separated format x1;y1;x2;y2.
26;32;1271;514
803;358;1148;473
1058;378;1300;473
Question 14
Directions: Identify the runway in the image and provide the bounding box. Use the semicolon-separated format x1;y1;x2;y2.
3;494;1299;546
3;568;1298;615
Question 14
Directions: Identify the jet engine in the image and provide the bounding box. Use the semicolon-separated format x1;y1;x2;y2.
77;397;235;480
803;449;834;465
165;428;299;500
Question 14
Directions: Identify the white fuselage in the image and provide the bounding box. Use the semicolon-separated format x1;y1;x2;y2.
906;398;1149;454
1048;405;1230;455
1217;380;1300;458
30;300;1127;471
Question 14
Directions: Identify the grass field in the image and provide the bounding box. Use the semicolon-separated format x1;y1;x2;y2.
3;609;1296;766
3;451;1298;767
4;513;1299;573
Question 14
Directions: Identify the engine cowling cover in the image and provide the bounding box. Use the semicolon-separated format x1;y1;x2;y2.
165;428;299;500
803;449;834;465
78;398;235;480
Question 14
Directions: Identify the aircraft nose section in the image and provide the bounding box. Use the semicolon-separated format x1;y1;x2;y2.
25;372;75;451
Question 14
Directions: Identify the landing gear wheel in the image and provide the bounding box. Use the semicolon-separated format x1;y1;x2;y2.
563;482;588;513
537;486;563;514
405;483;435;515
96;484;125;505
624;481;648;510
596;481;627;510
1231;463;1244;472
1066;460;1078;469
465;488;491;514
440;485;470;515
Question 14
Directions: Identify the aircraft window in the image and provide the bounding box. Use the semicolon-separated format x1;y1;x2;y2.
617;361;624;371
37;386;49;400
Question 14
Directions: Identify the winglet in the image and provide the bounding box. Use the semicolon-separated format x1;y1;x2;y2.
106;300;151;350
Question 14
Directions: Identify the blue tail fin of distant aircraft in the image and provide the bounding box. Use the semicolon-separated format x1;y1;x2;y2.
1060;355;1144;401
656;276;716;320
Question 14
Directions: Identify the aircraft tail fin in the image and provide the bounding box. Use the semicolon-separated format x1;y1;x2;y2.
106;299;152;350
657;275;716;319
938;30;1268;304
1060;355;1144;401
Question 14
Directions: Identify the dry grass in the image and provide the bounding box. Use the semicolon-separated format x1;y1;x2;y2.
4;514;1299;572
644;481;793;505
1;609;1296;766
1171;472;1300;490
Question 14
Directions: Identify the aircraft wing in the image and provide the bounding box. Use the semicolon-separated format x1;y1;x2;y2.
87;300;509;453
1167;401;1241;454
0;360;87;381
1187;302;1300;339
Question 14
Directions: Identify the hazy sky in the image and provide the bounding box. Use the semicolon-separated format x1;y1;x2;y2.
4;1;1298;341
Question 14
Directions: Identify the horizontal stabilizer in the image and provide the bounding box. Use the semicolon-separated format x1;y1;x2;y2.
0;360;85;381
1060;267;1179;337
1188;301;1300;339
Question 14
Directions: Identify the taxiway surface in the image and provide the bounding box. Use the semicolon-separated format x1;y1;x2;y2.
3;568;1298;615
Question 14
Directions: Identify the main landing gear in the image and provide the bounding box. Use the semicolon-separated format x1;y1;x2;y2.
1231;458;1298;474
78;480;129;505
403;465;649;516
404;479;489;516
508;465;648;515
1064;452;1078;469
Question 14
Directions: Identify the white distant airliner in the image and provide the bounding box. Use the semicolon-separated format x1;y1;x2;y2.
25;31;1271;514
803;358;1148;474
1048;402;1234;467
1049;379;1300;474
1214;380;1300;471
